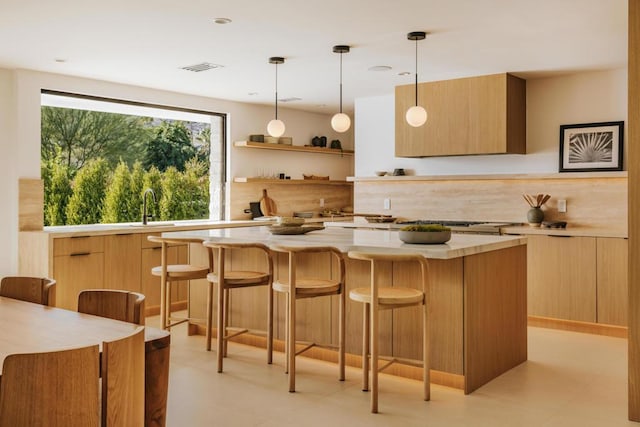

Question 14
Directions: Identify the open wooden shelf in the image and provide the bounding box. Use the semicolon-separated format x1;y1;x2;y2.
233;177;352;185
234;141;354;156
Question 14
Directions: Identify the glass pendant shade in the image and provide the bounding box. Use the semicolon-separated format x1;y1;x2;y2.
406;105;427;127
267;119;285;137
331;112;351;133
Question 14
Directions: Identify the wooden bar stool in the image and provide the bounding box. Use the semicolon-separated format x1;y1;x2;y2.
148;236;211;330
202;241;274;372
347;250;430;414
271;244;345;392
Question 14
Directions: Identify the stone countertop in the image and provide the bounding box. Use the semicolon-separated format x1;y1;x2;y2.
501;225;627;239
37;219;273;238
162;226;527;260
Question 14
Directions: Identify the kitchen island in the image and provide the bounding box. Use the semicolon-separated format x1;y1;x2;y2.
165;226;527;394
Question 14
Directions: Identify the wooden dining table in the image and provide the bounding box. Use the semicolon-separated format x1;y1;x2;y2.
0;296;170;427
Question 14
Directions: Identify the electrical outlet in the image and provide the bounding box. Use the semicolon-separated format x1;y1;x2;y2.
557;199;567;213
383;198;391;210
320;198;325;207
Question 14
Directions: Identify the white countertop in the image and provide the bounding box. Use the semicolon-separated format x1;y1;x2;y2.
162;226;527;260
39;219;273;238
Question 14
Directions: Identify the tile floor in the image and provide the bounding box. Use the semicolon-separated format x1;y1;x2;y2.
152;316;634;426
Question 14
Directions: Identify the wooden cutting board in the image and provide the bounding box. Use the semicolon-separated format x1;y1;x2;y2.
259;189;277;216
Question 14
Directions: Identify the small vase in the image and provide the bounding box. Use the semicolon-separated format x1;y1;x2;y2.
527;207;544;226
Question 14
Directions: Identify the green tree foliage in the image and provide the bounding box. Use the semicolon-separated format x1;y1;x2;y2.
129;162;145;221
102;161;135;223
41;107;148;173
42;156;73;226
66;159;110;225
143;121;197;172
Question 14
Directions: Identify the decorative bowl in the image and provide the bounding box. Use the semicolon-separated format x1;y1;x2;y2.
375;171;387;176
365;216;396;223
398;225;452;244
276;216;305;227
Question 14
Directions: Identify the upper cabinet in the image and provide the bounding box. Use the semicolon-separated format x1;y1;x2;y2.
395;73;526;157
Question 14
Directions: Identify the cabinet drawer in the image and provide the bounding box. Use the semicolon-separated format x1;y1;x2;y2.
53;236;104;256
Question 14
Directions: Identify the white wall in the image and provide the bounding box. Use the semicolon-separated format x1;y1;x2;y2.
354;68;628;177
0;69;354;276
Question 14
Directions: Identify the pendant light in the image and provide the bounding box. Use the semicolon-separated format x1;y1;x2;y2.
331;45;351;133
405;31;427;127
267;56;286;137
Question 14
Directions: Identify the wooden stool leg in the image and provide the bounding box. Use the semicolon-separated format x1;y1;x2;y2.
267;285;273;365
165;280;172;328
371;299;378;414
362;302;369;392
284;293;289;375
223;288;230;357
217;277;224;373
206;280;213;351
159;243;168;330
338;290;345;381
288;289;296;392
423;298;430;401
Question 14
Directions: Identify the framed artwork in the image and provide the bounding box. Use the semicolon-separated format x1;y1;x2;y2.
559;121;624;172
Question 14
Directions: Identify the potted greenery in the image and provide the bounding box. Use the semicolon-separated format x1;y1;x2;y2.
398;224;452;244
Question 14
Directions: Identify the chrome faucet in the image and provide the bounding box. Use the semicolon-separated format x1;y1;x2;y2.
142;188;157;225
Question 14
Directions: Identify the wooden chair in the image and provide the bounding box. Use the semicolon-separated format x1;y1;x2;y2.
271;245;345;392
78;289;146;325
147;236;210;330
0;345;100;426
102;326;145;427
0;276;56;306
347;251;430;413
202;241;274;372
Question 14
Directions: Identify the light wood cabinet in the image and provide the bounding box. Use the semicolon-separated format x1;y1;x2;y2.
597;237;628;326
395;73;526;157
104;234;141;292
526;235;628;326
527;235;597;322
53;236;105;310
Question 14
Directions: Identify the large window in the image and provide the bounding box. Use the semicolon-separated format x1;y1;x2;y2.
40;91;226;226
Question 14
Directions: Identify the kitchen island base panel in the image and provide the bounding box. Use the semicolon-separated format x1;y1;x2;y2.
464;245;528;394
186;241;526;393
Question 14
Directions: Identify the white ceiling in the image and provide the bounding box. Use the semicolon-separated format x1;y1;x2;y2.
0;0;628;114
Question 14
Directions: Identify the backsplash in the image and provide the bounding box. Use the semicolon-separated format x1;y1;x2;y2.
353;173;627;234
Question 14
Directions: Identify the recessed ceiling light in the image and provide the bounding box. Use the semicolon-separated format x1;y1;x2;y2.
248;92;258;96
368;65;392;72
398;71;411;76
54;58;66;63
213;17;232;24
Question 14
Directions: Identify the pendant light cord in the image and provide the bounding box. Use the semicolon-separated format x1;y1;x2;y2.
339;52;343;113
274;62;279;120
414;37;419;107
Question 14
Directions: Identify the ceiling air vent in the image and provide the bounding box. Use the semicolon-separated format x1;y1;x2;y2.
279;97;302;103
180;63;223;72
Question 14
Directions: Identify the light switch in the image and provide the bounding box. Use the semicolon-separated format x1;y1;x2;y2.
320;198;325;207
384;198;391;210
557;199;567;213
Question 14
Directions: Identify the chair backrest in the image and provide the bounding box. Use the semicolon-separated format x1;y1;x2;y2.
102;326;145;427
202;241;273;277
0;345;100;426
348;251;429;293
0;276;56;306
271;244;345;284
78;289;146;325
